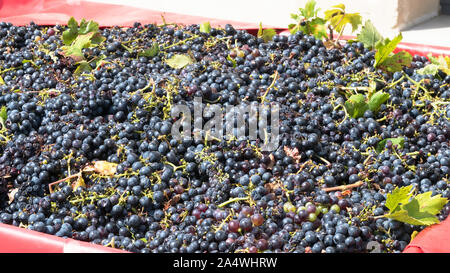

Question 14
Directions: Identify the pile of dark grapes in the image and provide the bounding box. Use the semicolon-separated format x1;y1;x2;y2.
0;21;448;253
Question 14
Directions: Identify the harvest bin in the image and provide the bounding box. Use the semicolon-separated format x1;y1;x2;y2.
0;0;449;253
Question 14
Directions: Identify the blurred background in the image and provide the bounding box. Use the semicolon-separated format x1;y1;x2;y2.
85;0;450;46
1;0;449;47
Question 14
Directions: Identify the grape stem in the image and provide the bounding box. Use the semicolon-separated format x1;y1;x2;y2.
260;71;279;104
218;197;250;208
322;181;364;192
373;214;389;220
48;172;81;193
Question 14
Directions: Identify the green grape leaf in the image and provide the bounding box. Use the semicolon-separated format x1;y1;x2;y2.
380;51;412;72
199;22;211;34
401;199;440;225
437;55;450;74
78;19;86;30
263;29;277;42
345;13;363;33
428;53;440;65
62;32;95;61
165;54;194;69
62;17;79;45
62;30;78;46
301;0;319;19
258;22;276;42
324;3;345;20
67;16;78;30
368;91;390;113
356;20;383;50
94;56;109;70
289;24;301;35
290;14;299;21
374;33;403;68
385;185;414;212
90;32;105;45
417;64;440;76
78;19;99;35
289;0;324;37
376;137;405;153
421;54;450;76
138;43;160;58
61;17;104;61
308;17;328;40
384;186;449;226
0;75;4;85
386;201;439;226
324;4;361;33
73;60;93;75
260;29;277;43
344;93;368;119
415;191;448;215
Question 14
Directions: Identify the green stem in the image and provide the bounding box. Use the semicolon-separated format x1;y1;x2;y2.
218;197;249;208
260;71;279;104
373;214;388;220
387;75;405;88
163;35;199;50
404;73;428;99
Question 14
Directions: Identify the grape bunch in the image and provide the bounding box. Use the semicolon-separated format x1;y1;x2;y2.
0;20;447;253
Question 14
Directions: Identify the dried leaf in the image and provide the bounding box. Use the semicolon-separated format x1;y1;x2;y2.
264;180;283;192
323;40;335;50
164;194;181;211
8;188;18;204
341;189;352;196
83;161;118;175
72;174;85;191
267;154;276;170
283;146;301;163
372;183;382;191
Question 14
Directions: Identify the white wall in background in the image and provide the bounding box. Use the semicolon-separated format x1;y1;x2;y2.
85;0;440;36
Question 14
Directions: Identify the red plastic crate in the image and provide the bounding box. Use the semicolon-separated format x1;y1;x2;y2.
0;0;449;253
0;223;127;253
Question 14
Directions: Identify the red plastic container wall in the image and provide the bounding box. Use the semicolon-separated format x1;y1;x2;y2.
0;223;127;253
